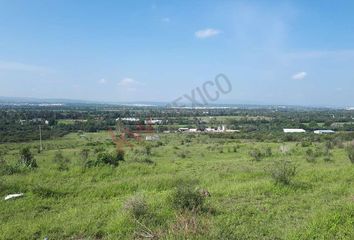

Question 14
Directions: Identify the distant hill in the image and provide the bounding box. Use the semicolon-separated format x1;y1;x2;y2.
0;96;91;104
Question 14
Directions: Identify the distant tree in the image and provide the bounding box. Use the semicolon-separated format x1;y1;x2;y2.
19;147;38;168
309;121;319;130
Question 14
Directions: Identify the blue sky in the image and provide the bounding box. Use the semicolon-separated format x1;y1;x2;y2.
0;0;354;106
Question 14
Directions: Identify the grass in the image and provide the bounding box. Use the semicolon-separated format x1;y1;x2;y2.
1;132;354;239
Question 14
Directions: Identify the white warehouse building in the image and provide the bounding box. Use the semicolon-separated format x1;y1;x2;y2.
314;130;335;134
283;128;306;133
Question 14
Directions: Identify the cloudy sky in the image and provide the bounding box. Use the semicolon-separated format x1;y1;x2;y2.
0;0;354;106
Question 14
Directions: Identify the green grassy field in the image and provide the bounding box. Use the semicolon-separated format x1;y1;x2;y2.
1;132;354;239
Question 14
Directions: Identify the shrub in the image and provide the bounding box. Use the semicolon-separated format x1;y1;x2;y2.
87;150;125;167
0;161;23;175
124;194;149;219
144;145;152;156
53;151;70;171
323;145;333;162
264;147;272;157
249;148;263;161
171;185;204;212
175;149;191;159
324;141;334;150
80;148;90;161
116;149;125;161
347;146;354;164
131;148;154;164
301;141;312;147
268;160;296;185
218;146;224;153
19;147;38;169
279;145;290;154
305;149;317;163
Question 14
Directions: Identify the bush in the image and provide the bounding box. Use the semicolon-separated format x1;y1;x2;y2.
323;145;333;162
0;161;23;175
131;148;154;164
124;194;149;219
53;151;70;171
305;149;317;163
264;147;272;157
171;185;205;212
249;148;263;161
80;148;90;161
301;141;312;147
144;145;152;156
175;149;191;159
347;146;354;164
19;147;38;169
86;150;124;168
268;160;296;185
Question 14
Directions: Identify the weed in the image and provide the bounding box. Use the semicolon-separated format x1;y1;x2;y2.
124;194;149;219
347;146;354;164
171;185;205;212
19;147;38;169
267;159;296;185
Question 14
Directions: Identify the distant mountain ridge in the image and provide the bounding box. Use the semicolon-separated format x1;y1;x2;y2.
0;96;91;104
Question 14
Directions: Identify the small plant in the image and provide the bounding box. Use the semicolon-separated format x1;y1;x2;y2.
301;141;312;147
97;151;124;166
324;141;334;150
171;185;205;212
80;148;90;161
218;146;224;153
279;145;290;155
144;145;152;156
249;148;263;161
232;145;238;153
53;151;70;171
264;147;272;157
268;159;296;185
19;147;38;169
347;146;354;164
176;149;191;159
131;148;154;164
323;145;333;162
0;159;22;175
305;149;317;163
85;150;124;168
124;194;149;219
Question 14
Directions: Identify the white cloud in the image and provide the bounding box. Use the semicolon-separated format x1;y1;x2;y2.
161;17;170;23
292;72;307;80
118;78;142;90
99;78;106;84
0;60;50;74
195;28;221;39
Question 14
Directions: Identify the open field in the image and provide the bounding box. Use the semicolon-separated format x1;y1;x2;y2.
1;131;354;239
